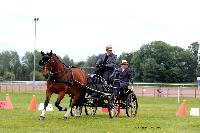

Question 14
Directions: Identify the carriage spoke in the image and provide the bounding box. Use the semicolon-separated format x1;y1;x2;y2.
85;106;97;115
109;93;120;118
126;93;138;117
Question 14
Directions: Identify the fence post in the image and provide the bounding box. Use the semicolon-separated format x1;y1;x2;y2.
19;84;21;93
177;87;180;103
154;88;155;97
18;85;20;93
167;89;169;97
11;83;13;93
180;87;182;97
142;88;143;96
195;88;197;98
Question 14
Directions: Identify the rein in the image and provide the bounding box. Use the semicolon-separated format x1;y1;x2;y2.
44;56;74;85
41;54;110;96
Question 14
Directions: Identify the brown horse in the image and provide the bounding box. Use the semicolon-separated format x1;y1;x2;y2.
39;51;87;120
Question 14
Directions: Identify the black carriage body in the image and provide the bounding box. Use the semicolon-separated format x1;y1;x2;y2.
84;74;111;108
71;74;138;118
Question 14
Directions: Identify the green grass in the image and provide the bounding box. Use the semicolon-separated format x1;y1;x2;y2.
0;92;200;133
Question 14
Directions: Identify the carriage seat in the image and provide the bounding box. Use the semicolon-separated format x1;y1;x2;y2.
111;79;120;92
113;79;121;88
112;79;128;93
87;74;107;85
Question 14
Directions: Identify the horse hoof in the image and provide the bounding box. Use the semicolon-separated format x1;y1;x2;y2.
64;116;68;120
39;116;45;120
75;116;80;119
63;107;67;111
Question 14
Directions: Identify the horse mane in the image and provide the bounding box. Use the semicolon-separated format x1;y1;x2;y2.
52;53;77;68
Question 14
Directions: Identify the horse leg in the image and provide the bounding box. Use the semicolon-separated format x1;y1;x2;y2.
64;96;80;119
75;105;81;118
64;98;74;119
75;90;86;117
55;92;66;111
39;91;52;120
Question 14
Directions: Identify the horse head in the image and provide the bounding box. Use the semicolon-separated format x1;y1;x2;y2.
39;50;55;79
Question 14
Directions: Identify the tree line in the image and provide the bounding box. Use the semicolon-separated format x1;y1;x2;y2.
0;41;199;83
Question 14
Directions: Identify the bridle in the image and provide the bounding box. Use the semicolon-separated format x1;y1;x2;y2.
40;55;74;84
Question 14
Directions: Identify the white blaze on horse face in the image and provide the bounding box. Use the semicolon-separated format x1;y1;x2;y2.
43;66;50;77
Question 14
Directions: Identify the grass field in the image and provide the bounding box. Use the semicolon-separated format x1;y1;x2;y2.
0;92;200;133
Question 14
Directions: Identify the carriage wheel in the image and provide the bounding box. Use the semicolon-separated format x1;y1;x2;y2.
126;93;138;117
85;106;97;115
70;106;83;116
109;93;120;118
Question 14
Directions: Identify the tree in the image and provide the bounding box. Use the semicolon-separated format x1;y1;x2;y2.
85;55;99;67
84;55;99;74
0;50;21;81
188;42;199;57
21;50;42;80
29;71;44;81
132;41;197;82
62;54;74;66
3;71;15;81
117;52;134;66
0;76;3;81
75;61;85;67
187;42;199;80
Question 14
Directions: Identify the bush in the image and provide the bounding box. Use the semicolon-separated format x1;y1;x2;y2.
29;71;44;81
3;71;15;81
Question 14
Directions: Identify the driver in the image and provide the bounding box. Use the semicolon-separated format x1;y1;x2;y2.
94;44;117;83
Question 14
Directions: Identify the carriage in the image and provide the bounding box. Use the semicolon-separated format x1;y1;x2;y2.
39;51;138;120
70;72;138;118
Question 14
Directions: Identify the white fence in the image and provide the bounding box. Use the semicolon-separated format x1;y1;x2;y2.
131;83;200;98
0;81;46;93
0;81;199;98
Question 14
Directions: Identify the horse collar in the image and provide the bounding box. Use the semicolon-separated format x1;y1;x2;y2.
48;66;74;86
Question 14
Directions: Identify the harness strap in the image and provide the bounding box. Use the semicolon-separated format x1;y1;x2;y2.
68;66;74;85
55;80;73;85
50;66;75;87
73;79;110;97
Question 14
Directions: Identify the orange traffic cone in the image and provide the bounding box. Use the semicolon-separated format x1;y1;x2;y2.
0;101;6;109
4;94;13;110
176;99;187;116
28;95;37;111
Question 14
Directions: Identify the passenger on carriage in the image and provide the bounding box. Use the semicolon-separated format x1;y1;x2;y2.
94;44;117;84
110;60;133;91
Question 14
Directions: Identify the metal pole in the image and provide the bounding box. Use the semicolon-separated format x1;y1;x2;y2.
195;88;197;98
178;87;180;103
33;18;39;91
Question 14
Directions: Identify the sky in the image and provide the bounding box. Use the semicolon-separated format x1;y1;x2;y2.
0;0;200;62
